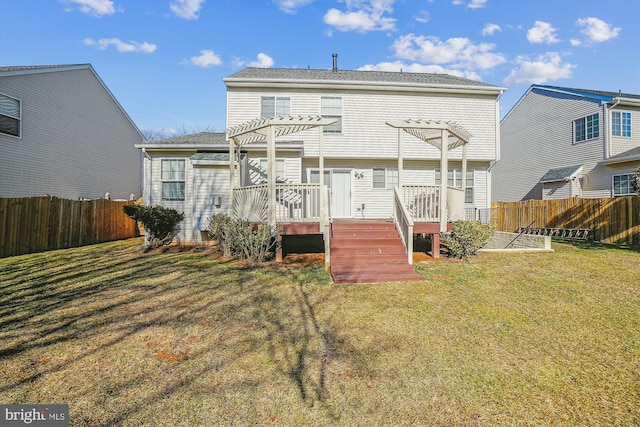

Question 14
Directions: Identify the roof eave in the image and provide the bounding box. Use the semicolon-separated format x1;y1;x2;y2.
224;78;505;96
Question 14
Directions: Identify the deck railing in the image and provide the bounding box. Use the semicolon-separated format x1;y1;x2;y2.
394;186;414;264
401;185;440;221
232;183;325;224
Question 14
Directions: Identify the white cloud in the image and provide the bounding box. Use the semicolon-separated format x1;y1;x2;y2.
323;0;396;33
482;23;501;36
234;53;275;68
170;0;205;20
504;52;574;85
63;0;115;17
452;0;487;9
248;53;275;68
392;34;506;71
527;21;559;44
415;10;429;24
358;61;481;80
274;0;315;14
569;38;582;47
185;50;221;67
576;17;621;42
84;38;157;53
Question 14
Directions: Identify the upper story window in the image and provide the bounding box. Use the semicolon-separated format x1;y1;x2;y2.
574;113;599;143
612;111;632;137
161;159;186;201
261;97;290;118
372;168;398;189
613;174;635;197
321;96;342;134
436;169;475;204
0;93;21;137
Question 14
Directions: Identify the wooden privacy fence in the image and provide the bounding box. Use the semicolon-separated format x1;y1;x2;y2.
491;196;640;247
0;196;139;258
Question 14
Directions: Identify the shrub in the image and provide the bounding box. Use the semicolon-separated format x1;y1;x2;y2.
123;205;184;249
445;220;493;260
208;214;280;263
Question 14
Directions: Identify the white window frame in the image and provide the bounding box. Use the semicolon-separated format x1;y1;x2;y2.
0;92;22;138
573;113;600;143
321;96;342;134
261;97;290;118
161;159;186;201
372;168;398;189
258;158;286;182
612;111;632;138
612;173;635;197
436;168;475;204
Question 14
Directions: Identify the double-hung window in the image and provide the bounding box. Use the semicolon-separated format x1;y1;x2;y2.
161;159;186;201
321;96;342;134
436;169;475;204
372;168;398;189
574;113;599;143
259;158;286;181
261;97;290;118
0;93;21;137
613;174;635;196
612;111;632;137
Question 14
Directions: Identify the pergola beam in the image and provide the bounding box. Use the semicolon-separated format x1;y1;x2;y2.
386;119;472;233
226;115;337;227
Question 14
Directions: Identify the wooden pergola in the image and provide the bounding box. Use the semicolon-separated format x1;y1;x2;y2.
226;116;337;226
386;119;472;232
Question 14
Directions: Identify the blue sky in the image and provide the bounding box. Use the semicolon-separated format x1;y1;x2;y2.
1;0;639;136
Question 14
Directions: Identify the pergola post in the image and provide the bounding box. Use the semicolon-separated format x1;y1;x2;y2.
440;129;448;233
461;143;468;198
319;125;325;228
229;137;236;210
397;128;404;188
267;123;276;227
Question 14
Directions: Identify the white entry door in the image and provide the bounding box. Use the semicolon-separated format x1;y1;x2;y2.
331;169;352;218
310;169;353;218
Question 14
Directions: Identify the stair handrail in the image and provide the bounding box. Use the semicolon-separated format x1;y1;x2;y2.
393;186;414;265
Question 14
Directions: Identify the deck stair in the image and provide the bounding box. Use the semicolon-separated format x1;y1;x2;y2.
330;220;424;284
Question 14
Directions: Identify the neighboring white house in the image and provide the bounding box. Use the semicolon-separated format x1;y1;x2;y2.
0;64;143;200
138;66;505;244
493;85;640;201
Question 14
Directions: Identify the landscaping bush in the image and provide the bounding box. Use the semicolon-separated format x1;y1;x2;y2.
123;205;184;249
208;213;280;263
445;220;493;260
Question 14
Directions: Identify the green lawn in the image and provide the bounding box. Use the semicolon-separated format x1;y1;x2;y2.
1;238;639;426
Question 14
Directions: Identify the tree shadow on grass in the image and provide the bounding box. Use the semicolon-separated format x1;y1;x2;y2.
0;239;369;425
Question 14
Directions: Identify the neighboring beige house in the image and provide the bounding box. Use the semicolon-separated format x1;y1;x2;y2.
0;64;143;200
493;85;640;201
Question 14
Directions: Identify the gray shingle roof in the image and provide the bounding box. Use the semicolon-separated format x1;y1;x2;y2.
225;67;501;89
149;132;227;145
0;64;91;75
540;164;583;183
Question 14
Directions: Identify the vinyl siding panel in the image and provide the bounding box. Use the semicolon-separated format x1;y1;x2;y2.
192;166;231;240
227;88;498;162
0;68;142;200
493;88;606;201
